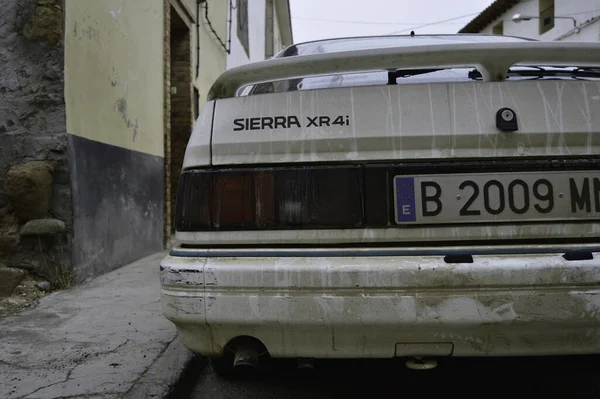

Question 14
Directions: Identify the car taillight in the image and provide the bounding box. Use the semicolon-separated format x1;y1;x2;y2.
212;173;254;227
175;166;364;231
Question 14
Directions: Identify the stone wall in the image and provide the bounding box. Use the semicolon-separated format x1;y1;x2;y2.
0;0;72;289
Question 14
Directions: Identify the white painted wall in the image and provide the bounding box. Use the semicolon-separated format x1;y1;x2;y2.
478;0;600;41
228;0;264;68
274;2;283;52
227;0;287;68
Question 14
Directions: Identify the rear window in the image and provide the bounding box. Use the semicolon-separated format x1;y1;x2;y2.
242;35;598;96
246;66;600;96
247;69;474;95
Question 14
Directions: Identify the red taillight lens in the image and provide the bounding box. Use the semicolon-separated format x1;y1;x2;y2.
212;174;254;228
255;172;276;227
175;166;364;231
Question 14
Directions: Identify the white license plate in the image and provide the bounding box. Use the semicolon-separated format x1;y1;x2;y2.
393;171;600;224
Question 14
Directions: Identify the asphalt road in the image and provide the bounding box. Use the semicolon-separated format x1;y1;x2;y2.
187;356;600;399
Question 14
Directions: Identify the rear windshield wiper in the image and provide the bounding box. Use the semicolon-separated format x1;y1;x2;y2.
468;66;600;80
387;69;443;84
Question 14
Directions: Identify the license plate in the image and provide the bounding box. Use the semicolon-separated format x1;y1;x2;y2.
394;171;600;224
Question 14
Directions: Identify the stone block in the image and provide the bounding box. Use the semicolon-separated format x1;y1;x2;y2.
4;161;54;221
0;210;20;257
36;280;51;292
22;0;63;45
0;264;26;297
20;218;65;236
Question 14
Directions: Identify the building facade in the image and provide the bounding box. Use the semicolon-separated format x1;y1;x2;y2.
460;0;600;41
0;0;292;285
227;0;293;68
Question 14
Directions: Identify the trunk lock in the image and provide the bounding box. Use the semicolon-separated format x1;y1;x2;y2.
496;107;518;132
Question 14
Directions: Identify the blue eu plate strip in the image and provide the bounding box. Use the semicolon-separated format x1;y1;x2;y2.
395;176;416;222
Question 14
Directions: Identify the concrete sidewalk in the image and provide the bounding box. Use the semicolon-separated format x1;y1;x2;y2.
0;252;195;399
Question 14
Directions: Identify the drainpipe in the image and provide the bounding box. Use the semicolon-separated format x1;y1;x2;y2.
554;15;600;41
227;0;232;54
196;0;201;78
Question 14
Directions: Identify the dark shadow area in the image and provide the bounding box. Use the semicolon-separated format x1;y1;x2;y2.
169;6;192;234
187;356;600;399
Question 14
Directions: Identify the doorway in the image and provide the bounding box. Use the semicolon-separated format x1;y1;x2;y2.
165;3;193;245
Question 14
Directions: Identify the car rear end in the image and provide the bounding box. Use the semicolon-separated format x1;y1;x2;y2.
161;35;600;364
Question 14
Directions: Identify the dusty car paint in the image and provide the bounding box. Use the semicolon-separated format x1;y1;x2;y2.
205;81;600;165
162;249;600;357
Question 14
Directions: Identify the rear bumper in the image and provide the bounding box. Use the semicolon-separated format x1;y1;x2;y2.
160;246;600;358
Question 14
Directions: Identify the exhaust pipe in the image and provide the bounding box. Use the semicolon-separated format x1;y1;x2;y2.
405;357;438;370
232;346;258;369
297;357;315;370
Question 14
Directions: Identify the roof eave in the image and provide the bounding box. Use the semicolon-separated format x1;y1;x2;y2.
459;0;521;33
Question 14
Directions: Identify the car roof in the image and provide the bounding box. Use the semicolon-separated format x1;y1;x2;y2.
276;34;535;58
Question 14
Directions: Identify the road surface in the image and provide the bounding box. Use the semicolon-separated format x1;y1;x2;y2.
187;356;600;398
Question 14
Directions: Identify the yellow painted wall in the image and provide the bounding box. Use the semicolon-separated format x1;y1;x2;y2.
171;0;227;108
65;0;164;157
196;0;228;106
181;0;196;18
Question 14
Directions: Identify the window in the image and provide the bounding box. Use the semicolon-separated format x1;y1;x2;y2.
265;0;274;58
539;0;555;35
194;88;199;119
492;21;503;35
237;0;249;56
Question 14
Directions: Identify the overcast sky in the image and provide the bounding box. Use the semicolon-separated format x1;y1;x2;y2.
289;0;496;43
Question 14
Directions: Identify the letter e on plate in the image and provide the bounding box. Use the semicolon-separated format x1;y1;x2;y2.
395;177;416;222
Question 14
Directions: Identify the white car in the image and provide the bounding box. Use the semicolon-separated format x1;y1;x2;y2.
161;34;600;374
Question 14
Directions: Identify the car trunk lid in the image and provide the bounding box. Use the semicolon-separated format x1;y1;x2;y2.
209;80;600;165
